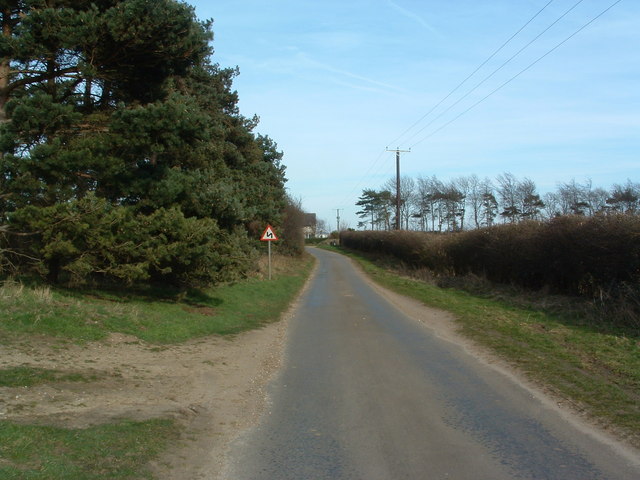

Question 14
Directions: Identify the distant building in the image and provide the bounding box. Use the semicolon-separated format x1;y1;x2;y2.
303;213;317;238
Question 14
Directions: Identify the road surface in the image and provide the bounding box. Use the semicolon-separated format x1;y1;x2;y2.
226;247;639;479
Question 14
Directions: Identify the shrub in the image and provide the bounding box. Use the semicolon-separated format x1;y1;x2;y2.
341;215;640;299
278;196;305;256
6;194;254;288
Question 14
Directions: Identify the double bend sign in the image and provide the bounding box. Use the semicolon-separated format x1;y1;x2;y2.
260;225;278;241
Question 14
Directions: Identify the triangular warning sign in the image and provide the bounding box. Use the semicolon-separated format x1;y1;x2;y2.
260;225;278;241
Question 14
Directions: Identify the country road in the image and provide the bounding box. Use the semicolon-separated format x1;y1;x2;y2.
225;247;640;480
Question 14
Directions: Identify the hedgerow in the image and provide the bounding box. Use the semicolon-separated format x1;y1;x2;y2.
341;214;640;300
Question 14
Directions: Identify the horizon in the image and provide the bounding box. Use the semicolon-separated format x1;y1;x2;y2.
189;0;640;230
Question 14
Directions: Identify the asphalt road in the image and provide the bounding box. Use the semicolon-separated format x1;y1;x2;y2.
226;247;640;479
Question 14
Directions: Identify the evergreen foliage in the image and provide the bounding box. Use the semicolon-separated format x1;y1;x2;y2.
0;1;288;287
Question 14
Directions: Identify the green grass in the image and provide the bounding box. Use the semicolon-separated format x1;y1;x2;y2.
0;254;315;479
0;366;98;387
325;245;640;445
0;419;178;479
0;254;315;344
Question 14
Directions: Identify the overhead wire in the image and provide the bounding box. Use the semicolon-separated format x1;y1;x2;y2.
409;0;624;149
386;0;557;149
342;1;558;209
400;0;586;147
336;148;388;208
338;0;623;216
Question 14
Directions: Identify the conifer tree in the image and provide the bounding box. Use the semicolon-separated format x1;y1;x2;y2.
0;0;288;287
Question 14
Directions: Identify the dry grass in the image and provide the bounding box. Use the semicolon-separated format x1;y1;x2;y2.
341;215;640;331
1;279;53;305
328;245;640;447
253;251;312;280
0;279;25;300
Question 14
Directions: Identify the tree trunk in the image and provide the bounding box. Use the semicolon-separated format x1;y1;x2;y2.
47;256;61;283
0;6;13;124
84;76;93;112
47;57;56;97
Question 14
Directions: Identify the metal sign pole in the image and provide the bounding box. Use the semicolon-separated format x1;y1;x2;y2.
268;240;272;280
260;224;278;281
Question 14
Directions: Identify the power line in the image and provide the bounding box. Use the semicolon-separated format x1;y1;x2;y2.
386;0;557;148
401;0;587;147
339;0;623;221
409;0;624;149
340;2;558;212
336;148;387;208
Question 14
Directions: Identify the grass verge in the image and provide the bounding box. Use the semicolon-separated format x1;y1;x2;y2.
0;366;98;387
0;253;315;479
0;419;177;479
0;253;315;344
324;245;640;447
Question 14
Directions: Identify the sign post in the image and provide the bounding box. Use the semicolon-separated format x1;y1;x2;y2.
260;225;279;280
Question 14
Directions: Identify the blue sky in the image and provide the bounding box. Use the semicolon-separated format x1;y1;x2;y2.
188;0;639;230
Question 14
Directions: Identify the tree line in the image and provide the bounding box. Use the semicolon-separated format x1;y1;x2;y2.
356;173;640;231
0;0;294;288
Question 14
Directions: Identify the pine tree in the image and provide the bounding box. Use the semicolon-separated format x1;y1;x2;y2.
0;1;288;287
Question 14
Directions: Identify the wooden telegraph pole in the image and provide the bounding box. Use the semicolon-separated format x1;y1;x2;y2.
386;147;410;230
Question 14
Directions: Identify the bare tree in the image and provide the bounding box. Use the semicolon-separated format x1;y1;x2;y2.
416;176;435;231
543;192;561;219
554;179;617;216
384;176;416;230
438;181;465;231
496;172;521;223
454;176;471;230
467;174;483;229
607;180;640;214
518;178;544;220
316;218;329;236
415;175;446;232
558;179;589;215
586;186;609;215
480;179;498;227
358;172;640;233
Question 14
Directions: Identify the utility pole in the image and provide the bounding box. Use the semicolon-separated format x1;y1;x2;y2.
335;208;342;232
386;147;410;230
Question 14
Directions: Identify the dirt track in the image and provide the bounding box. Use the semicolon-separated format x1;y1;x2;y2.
0;312;293;480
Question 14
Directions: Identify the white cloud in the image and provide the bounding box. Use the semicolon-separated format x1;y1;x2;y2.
386;0;440;36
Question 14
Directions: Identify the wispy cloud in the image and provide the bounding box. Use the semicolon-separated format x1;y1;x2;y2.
297;53;405;93
387;1;440;36
247;47;407;95
303;31;366;51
